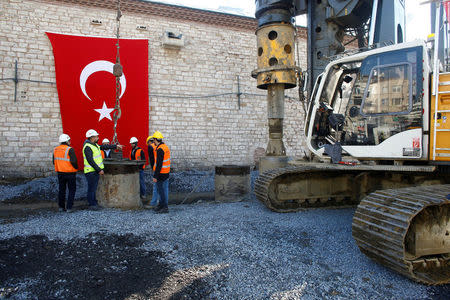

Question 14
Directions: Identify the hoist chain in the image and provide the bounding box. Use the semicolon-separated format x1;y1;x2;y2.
112;0;122;145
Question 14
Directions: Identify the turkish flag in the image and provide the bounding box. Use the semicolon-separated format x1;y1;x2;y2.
47;32;149;169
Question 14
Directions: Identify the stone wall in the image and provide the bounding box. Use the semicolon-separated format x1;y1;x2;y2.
0;0;308;178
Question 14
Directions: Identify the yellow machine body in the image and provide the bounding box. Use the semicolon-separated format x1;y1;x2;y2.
430;73;450;161
254;23;297;89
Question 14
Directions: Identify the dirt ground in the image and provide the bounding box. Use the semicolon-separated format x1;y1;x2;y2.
0;201;214;299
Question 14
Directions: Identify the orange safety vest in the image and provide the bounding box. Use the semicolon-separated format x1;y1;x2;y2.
101;150;105;159
53;144;78;173
153;143;170;174
130;147;146;169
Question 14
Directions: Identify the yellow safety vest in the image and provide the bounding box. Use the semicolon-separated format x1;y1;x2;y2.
83;143;104;173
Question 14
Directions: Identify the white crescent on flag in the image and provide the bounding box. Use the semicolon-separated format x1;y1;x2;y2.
79;60;126;101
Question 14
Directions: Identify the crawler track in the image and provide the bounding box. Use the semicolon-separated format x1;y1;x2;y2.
254;165;358;212
254;163;446;213
352;185;450;285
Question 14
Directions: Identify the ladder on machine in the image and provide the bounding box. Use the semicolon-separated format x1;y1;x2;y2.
432;74;450;160
431;1;450;161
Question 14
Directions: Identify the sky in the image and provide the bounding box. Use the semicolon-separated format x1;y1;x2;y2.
152;0;432;42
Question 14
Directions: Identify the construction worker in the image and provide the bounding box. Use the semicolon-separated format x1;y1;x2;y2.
145;135;159;208
152;131;170;213
129;137;146;199
101;138;112;159
53;133;78;212
83;129;122;209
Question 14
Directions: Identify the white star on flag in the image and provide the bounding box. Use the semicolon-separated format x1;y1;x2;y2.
94;101;114;121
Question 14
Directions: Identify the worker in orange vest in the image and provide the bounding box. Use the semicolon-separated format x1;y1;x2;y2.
53;134;78;212
152;131;170;213
129;137;146;199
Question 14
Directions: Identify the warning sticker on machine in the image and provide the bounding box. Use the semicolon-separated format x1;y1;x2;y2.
403;148;421;156
412;137;420;149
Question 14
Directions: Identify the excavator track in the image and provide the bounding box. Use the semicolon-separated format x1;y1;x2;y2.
352;185;450;285
254;165;359;212
254;162;447;213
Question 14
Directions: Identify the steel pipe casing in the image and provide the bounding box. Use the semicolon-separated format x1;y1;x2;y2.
255;23;297;89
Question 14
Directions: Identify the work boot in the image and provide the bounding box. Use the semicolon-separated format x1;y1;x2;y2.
144;204;155;209
58;207;65;212
155;207;169;214
89;205;101;211
66;209;72;213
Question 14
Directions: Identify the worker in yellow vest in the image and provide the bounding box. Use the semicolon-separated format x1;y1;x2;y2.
152;131;170;213
129;137;146;199
83;129;123;210
53;133;78;212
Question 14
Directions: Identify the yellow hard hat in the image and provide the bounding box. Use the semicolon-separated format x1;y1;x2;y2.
153;131;164;139
146;135;154;143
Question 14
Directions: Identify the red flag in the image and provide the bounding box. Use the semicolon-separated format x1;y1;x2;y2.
47;32;149;169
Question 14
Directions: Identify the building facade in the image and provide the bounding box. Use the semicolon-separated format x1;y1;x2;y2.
0;0;308;178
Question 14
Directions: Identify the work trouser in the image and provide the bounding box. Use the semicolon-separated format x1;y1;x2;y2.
58;172;76;210
150;184;159;206
150;176;169;206
85;171;99;206
156;178;169;209
139;169;146;197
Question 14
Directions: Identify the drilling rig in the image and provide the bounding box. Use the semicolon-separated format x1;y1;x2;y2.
252;0;450;284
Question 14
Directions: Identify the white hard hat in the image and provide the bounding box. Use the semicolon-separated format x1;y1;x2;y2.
130;137;138;144
59;134;70;143
86;129;99;138
102;138;110;144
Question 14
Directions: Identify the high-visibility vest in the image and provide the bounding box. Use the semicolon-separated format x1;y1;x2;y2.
101;150;105;159
130;147;145;169
83;142;104;173
53;144;77;173
153;143;170;174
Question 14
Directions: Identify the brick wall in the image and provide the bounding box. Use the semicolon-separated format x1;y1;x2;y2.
0;0;308;178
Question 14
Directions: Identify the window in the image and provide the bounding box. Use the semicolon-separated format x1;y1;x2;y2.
392;98;402;105
361;63;412;115
392;85;402;93
340;46;423;147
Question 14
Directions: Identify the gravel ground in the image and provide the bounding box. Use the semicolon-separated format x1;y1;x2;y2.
0;170;258;203
1;197;448;299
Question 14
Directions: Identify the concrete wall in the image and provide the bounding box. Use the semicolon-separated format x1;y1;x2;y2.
0;0;308;178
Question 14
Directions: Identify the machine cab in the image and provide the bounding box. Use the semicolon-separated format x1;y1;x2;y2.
305;40;429;161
